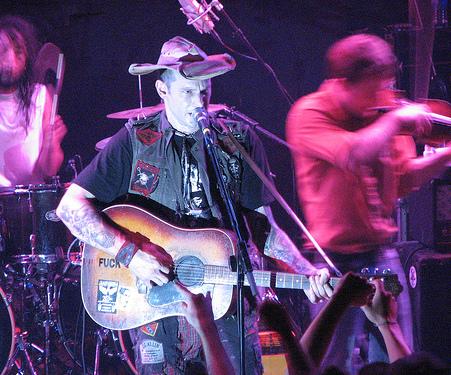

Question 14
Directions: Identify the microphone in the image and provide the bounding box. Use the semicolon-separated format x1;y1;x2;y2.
192;107;210;134
178;0;223;34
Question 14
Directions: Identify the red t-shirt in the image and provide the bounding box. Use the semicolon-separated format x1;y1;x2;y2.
286;80;416;254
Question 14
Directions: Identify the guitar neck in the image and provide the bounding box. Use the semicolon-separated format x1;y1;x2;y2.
204;266;340;291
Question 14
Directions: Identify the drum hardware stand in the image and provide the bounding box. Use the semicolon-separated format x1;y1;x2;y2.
4;330;42;375
43;278;57;375
94;328;114;375
5;260;63;375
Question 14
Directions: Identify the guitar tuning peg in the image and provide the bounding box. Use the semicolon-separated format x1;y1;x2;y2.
382;268;391;274
360;267;370;274
373;267;380;274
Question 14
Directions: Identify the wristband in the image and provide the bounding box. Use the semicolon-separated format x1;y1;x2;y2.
115;240;138;267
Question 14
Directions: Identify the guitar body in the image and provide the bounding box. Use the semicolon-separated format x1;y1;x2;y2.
81;204;236;330
81;205;403;331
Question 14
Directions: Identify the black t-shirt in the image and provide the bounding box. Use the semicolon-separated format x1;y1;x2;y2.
75;122;274;211
75;127;132;203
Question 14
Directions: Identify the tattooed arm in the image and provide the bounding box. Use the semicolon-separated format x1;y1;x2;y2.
257;205;315;273
56;183;172;285
257;206;333;303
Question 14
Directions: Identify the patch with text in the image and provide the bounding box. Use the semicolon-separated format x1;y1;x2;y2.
97;279;119;313
139;339;164;364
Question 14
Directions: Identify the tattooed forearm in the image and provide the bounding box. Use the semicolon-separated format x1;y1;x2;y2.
58;203;117;250
264;226;316;274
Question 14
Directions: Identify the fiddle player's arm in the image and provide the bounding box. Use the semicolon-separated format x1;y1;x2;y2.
256;205;333;303
56;184;172;285
347;104;431;172
401;146;451;190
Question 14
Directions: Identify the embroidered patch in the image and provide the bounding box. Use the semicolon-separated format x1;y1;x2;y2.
131;160;160;197
139;339;164;364
136;128;163;146
97;279;119;313
140;322;159;336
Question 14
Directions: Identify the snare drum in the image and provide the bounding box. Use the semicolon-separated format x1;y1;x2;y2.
0;286;15;375
0;184;72;264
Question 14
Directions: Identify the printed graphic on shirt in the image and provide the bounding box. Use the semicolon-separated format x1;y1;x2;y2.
140;340;164;364
140;322;159;336
227;155;242;180
187;163;208;215
131;160;160;197
97;279;119;313
136;128;163;146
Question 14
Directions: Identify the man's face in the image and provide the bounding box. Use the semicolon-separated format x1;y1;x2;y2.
157;71;211;134
0;31;27;91
341;76;394;119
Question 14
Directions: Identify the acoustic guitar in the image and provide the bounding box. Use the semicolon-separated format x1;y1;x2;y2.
80;204;402;330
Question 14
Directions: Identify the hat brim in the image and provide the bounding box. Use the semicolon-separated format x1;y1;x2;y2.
128;53;236;80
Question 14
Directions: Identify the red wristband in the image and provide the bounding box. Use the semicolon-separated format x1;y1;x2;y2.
115;240;138;267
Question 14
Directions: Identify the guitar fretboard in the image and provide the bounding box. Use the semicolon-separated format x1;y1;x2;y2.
203;265;340;290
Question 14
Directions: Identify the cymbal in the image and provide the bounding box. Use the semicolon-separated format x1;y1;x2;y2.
106;103;227;119
95;136;113;151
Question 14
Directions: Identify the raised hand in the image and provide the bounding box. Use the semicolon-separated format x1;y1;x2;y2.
174;282;215;332
361;278;397;326
333;272;375;307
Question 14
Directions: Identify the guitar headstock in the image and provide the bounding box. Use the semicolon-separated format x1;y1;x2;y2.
360;268;403;297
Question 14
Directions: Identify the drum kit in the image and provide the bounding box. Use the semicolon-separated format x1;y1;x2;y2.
0;186;138;373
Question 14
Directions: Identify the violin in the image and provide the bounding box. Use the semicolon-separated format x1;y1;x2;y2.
372;90;451;147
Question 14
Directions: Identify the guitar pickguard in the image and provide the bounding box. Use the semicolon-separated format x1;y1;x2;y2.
147;282;183;306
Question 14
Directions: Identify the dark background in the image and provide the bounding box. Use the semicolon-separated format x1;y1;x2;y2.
1;0;440;243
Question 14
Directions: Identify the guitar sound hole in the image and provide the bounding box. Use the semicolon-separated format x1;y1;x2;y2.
175;256;205;287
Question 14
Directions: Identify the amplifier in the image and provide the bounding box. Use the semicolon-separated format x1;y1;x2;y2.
405;178;451;251
403;249;451;363
259;331;288;375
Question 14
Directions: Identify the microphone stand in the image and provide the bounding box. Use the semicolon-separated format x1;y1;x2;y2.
196;110;257;375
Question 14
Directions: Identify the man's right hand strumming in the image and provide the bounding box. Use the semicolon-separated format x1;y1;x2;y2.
124;232;173;286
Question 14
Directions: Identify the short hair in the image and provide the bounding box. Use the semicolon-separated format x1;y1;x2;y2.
156;69;178;88
326;34;397;83
0;15;40;128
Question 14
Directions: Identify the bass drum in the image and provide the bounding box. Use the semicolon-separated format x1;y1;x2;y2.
57;264;136;374
0;286;15;375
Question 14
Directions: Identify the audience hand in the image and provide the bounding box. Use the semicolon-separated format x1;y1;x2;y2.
361;279;398;326
333;272;375;307
174;282;215;333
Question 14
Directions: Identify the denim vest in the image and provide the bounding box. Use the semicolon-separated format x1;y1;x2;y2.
125;111;249;226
